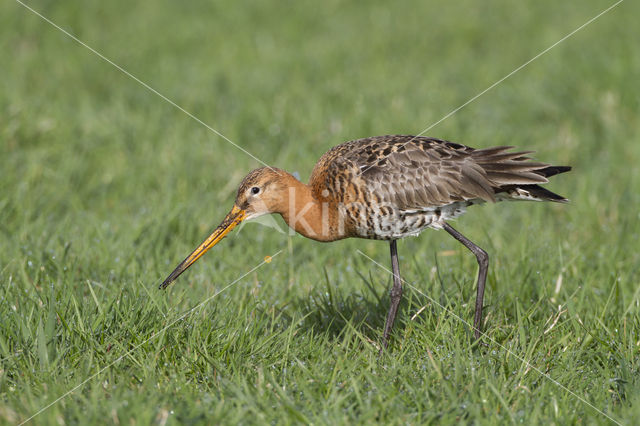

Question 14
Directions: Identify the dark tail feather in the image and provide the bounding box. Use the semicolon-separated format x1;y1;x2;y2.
519;184;569;203
536;165;571;178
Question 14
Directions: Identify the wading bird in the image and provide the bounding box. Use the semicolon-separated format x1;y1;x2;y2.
160;135;570;350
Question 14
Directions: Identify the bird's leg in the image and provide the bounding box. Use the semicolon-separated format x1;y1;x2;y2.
380;240;403;354
442;222;489;341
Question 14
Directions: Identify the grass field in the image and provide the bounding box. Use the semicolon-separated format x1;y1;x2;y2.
2;0;639;424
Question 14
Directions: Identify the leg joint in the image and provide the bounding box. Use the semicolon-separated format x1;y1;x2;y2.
475;247;489;267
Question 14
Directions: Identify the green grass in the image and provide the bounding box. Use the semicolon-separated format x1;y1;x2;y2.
1;0;639;424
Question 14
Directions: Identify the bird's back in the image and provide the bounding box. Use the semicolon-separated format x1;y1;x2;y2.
309;135;570;240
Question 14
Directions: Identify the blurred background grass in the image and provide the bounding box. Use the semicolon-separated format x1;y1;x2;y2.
1;0;639;424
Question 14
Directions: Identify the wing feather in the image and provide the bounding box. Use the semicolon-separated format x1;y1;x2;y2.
310;135;560;210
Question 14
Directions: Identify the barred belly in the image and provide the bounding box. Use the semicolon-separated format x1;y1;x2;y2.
342;200;476;240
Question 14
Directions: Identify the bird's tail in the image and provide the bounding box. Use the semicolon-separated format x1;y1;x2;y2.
498;166;571;203
471;146;571;203
518;165;571;202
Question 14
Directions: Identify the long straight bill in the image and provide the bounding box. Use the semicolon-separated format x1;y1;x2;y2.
159;206;246;289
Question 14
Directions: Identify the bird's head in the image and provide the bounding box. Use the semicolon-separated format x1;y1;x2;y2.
159;167;294;289
233;167;292;220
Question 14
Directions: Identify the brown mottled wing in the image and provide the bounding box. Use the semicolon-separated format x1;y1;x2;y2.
315;135;551;210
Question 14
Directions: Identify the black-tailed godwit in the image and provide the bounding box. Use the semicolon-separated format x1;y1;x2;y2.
160;135;570;350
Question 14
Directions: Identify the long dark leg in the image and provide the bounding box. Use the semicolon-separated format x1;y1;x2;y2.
380;240;403;354
442;222;489;341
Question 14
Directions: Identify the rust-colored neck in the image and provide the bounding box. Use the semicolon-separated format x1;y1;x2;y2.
274;173;342;242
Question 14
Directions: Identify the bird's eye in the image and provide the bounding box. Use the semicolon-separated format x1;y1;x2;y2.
251;186;260;195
